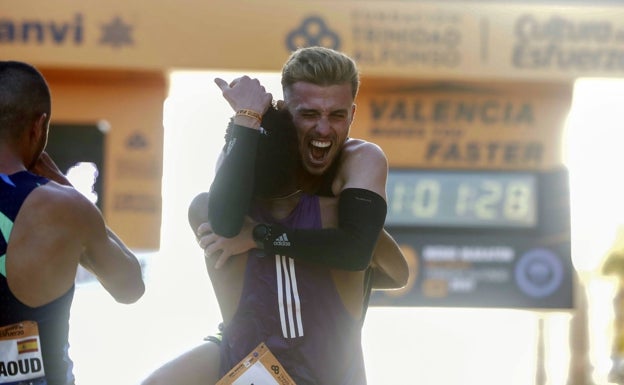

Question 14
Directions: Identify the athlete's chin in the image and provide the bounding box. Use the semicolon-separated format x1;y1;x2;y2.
303;162;329;176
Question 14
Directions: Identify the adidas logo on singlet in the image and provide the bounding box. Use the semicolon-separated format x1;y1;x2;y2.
273;233;291;247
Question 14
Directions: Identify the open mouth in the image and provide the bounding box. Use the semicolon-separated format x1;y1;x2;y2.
309;139;331;164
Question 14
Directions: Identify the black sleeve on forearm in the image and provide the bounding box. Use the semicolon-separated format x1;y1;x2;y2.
261;188;387;271
208;124;260;237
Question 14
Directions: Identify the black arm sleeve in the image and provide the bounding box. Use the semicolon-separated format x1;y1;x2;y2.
207;123;260;237
260;188;387;271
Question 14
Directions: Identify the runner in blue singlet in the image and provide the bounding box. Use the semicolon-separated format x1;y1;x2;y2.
0;60;144;385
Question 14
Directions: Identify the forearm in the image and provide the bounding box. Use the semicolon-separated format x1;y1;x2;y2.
208;123;260;237
106;227;137;261
81;229;144;304
255;189;387;271
28;151;72;186
370;254;408;290
370;229;409;290
270;227;380;270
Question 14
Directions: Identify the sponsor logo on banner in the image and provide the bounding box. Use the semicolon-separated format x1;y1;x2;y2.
287;15;341;50
0;13;134;48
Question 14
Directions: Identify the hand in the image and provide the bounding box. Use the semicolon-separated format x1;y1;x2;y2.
196;217;256;269
28;151;73;186
214;75;273;117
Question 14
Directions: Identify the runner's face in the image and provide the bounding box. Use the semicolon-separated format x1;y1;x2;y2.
285;81;355;176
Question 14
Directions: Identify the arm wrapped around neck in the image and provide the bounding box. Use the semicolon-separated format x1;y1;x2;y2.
259;188;387;271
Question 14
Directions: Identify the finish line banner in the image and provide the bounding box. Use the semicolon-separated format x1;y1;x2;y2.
4;1;624;81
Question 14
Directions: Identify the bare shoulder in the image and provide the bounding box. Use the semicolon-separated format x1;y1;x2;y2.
339;139;388;172
23;182;99;226
33;181;92;205
341;138;386;159
333;138;388;197
10;181;100;266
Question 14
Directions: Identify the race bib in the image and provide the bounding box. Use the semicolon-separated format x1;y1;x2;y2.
0;321;46;384
217;343;296;385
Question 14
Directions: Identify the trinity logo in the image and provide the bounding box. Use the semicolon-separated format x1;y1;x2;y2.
286;16;341;51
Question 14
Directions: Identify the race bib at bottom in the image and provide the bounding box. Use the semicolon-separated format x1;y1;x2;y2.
0;321;46;384
217;342;296;385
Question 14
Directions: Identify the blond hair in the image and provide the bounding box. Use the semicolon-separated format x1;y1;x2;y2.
281;46;360;99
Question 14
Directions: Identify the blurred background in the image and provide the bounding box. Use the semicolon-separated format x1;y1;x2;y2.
5;1;624;384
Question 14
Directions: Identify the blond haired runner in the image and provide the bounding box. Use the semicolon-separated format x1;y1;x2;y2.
142;47;405;385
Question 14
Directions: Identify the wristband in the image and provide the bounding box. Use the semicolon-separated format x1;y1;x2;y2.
236;109;263;124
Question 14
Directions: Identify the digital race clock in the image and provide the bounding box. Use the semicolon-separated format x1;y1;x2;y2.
386;170;538;228
371;167;572;309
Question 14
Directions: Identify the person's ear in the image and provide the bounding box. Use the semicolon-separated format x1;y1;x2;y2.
32;113;48;140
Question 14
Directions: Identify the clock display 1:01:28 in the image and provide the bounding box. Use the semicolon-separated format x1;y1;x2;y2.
385;170;538;229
